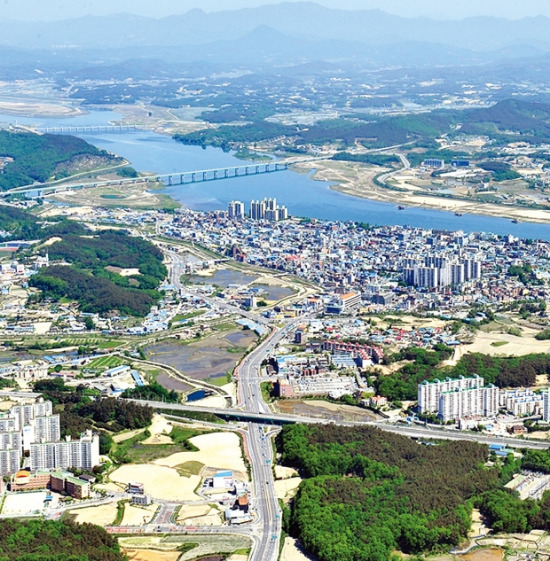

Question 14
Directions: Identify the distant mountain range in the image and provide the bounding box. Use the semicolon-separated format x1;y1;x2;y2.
0;2;549;69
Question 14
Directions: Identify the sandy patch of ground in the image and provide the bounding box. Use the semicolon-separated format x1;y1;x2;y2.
299;160;550;224
142;414;174;445
465;332;550;356
124;550;180;561
96;481;126;493
69;503;118;526
41;236;62;246
275;465;299;479
113;428;146;443
525;431;550;440
110;464;201;501
227;556;249;561
184;507;223;526
32;322;52;335
0;400;15;411
280;537;316;561
176;504;212;522
154;432;247;477
275;477;302;502
122;503;158;526
222;382;237;400
0;101;81;117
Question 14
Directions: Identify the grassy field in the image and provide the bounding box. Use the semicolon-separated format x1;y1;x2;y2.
174;461;204;477
119;534;252;561
86;356;126;369
113;426;208;464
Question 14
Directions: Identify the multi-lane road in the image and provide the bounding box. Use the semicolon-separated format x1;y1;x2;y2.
153;244;550;560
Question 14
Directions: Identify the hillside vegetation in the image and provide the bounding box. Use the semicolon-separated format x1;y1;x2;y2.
0;519;126;561
278;424;550;561
29;228;167;316
0;130;119;190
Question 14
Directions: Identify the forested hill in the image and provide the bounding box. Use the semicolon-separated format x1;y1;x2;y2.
30;229;167;316
276;424;550;561
0;519;126;561
0;130;120;190
0;204;90;241
174;98;550;151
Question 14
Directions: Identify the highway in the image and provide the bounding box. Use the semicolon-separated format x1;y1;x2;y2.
133;400;550;451
235;327;292;561
146;244;550;559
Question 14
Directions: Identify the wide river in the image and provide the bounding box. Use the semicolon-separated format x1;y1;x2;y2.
4;109;550;240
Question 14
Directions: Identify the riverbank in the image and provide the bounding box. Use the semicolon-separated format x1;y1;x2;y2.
295;160;550;225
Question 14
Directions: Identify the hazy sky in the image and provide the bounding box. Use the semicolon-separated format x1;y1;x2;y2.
4;0;550;20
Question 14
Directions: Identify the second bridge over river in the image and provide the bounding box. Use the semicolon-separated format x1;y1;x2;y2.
5;159;318;197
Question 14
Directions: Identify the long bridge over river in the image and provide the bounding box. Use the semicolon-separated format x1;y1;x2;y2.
4;159;321;197
37;124;139;134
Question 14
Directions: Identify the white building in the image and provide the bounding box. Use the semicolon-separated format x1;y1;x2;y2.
0;431;22;451
439;384;498;422
33;414;61;443
418;375;485;413
30;430;100;471
228;201;245;220
502;388;543;417
0;448;22;476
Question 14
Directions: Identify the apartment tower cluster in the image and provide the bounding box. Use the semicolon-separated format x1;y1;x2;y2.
403;256;481;288
418;375;498;422
0;398;99;476
228;198;288;222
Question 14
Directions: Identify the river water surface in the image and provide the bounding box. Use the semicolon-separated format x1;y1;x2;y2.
3;110;550;240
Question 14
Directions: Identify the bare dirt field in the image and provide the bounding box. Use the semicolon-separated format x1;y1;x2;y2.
69;503;118;526
458;332;550;358
122;503;158;526
124;550;180;561
110;464;201;501
276;399;380;422
179;505;222;526
141;414;173;445
281;537;317;561
154;432;247;477
0;100;81;117
119;534;251;561
110;431;246;499
113;428;146;443
274;477;302;503
49;182;178;211
275;466;299;479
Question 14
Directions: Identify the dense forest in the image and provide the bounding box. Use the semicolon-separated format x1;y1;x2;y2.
34;378;153;452
278;424;550;561
0;519;126;561
278;424;496;560
375;348;550;401
29;229;167;316
121;380;179;403
0;130;117;190
0;205;88;241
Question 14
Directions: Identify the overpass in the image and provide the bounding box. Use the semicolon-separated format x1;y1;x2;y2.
129;399;550;450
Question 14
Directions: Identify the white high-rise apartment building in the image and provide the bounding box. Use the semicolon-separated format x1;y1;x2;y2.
418;375;484;413
0;448;22;476
33;414;61;443
30;430;100;471
227;200;245;220
419;376;498;422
